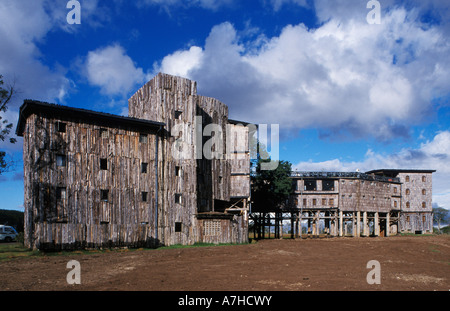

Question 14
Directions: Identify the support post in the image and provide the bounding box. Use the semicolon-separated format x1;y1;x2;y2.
374;212;380;236
386;212;390;237
356;211;361;237
339;211;343;237
363;212;368;237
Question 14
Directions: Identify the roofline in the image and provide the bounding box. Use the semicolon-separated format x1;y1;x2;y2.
366;169;436;174
16;100;165;136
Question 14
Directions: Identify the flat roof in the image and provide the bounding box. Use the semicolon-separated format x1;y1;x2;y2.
290;171;401;183
16;100;165;136
366;169;436;174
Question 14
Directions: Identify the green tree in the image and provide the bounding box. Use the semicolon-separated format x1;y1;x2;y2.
433;206;449;234
251;150;292;212
0;74;16;174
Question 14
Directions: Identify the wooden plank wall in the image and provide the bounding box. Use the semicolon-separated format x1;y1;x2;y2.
228;124;251;199
23;112;160;249
24;73;250;249
197;216;248;244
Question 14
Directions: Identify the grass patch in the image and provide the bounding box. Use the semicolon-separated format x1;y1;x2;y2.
0;241;250;262
159;242;244;250
0;243;39;262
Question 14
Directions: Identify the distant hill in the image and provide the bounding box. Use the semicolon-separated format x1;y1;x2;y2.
0;209;24;232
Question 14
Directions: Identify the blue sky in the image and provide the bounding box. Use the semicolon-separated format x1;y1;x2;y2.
0;0;450;211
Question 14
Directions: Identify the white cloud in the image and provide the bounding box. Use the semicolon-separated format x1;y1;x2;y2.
84;44;147;96
292;131;450;209
154;5;450;141
159;46;204;78
0;0;71;108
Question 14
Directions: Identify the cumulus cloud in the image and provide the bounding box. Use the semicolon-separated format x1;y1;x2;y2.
158;46;204;78
0;0;71;107
292;131;450;209
84;44;147;96
155;5;450;141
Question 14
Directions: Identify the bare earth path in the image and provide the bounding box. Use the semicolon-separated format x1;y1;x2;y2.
1;235;449;291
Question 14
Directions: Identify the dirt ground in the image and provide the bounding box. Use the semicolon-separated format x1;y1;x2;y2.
1;235;449;291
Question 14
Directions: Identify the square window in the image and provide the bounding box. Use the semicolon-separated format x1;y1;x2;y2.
141;163;148;174
142;192;148;202
175;110;183;120
175;222;182;232
56;187;66;201
56;154;66;167
139;133;148;143
175;193;182;204
175;166;182;177
100;158;108;170
56;121;66;133
101;190;109;202
322;180;334;191
100;128;109;138
305;180;317;191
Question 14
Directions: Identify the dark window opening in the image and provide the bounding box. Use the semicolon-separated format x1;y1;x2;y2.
142;192;148;202
304;180;317;191
141;163;148;174
56;187;66;201
56;154;66;167
100;128;109;138
101;190;109;202
139;133;148;143
175;193;182;204
56;121;66;133
322;180;335;191
175;222;182;232
100;158;108;170
175;110;183;120
175;166;182;177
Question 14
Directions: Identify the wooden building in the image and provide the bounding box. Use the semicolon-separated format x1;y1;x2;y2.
16;73;251;250
251;169;434;238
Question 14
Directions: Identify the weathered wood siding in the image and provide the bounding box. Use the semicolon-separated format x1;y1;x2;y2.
128;73;247;245
128;73;201;246
23;113;160;249
399;212;433;233
22;73;250;249
197;215;248;244
397;172;433;212
228;124;251;199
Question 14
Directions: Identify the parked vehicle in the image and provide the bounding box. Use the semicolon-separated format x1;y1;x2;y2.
0;225;18;242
